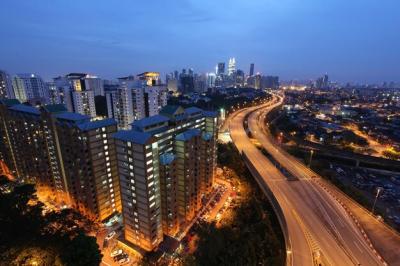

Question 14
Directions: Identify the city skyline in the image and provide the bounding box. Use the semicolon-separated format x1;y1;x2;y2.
1;0;400;83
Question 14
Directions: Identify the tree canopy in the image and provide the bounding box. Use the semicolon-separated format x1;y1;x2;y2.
0;182;102;266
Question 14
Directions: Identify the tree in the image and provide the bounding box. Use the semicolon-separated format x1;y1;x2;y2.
0;184;102;266
61;232;102;266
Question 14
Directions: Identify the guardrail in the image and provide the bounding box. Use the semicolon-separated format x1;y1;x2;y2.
241;151;292;266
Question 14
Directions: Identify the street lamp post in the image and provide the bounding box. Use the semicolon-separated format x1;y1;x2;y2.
308;149;314;168
371;187;383;215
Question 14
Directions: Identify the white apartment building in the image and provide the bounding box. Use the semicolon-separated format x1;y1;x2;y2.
12;73;48;103
106;77;167;129
54;73;97;117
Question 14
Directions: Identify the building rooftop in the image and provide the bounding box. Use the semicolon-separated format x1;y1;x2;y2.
176;128;201;141
43;104;68;113
77;118;117;132
202;132;213;141
185;106;203;116
55;112;90;122
113;130;153;145
159;153;175;165
203;110;218;118
132;114;170;129
0;99;20;107
9;104;40;115
160;105;184;117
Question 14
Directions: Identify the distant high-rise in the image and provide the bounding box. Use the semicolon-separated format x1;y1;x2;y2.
0;70;14;99
53;73;97;117
106;75;167;129
217;63;225;76
206;73;216;88
249;63;255;76
12;73;48;104
228;58;236;75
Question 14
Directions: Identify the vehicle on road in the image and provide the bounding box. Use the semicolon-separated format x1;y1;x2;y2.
105;231;116;241
118;257;130;265
111;249;123;258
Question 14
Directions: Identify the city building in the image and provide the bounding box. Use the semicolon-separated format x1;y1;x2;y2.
12;73;48;104
54;73;97;117
106;75;167;129
113;105;218;251
0;70;14;99
217;63;225;76
206;73;216;88
262;76;280;90
0;100;121;221
249;63;255;77
228;58;236;75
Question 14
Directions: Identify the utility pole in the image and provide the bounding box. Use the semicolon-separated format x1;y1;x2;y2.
371;187;383;215
308;149;314;168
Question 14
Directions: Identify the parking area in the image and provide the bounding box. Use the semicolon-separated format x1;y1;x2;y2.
330;163;400;230
98;215;141;266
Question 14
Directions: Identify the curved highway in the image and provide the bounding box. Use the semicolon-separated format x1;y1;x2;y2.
229;95;386;266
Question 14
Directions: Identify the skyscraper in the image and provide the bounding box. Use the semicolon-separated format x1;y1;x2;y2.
206;73;216;88
249;63;255;76
228;58;236;75
113;105;217;251
12;73;48;104
0;70;14;99
216;63;225;76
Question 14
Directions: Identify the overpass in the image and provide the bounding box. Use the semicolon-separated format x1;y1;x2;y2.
229;96;389;266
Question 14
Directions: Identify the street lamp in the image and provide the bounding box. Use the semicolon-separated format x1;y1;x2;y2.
308;149;314;168
371;187;383;215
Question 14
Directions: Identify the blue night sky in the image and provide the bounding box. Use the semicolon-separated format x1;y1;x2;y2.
1;0;399;83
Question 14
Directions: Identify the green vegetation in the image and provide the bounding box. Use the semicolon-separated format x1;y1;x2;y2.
0;182;102;266
189;143;285;266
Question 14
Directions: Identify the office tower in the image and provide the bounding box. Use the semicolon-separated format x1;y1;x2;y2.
106;76;167;129
262;76;280;90
228;58;236;75
179;72;194;94
217;63;225;76
0;100;121;221
12;73;48;104
167;79;178;93
54;73;97;117
249;63;255;76
0;70;15;99
235;69;245;87
255;74;262;89
206;73;216;88
113;105;218;251
322;74;329;88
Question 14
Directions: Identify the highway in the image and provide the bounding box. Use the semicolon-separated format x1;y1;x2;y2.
229;96;386;266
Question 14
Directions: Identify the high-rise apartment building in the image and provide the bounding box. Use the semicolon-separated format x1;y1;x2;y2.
0;100;121;221
106;75;167;129
12;73;48;104
0;70;15;99
113;105;217;251
54;73;97;117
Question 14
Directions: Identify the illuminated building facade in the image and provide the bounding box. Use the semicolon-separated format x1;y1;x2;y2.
0;70;14;99
0;100;121;221
113;105;217;251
